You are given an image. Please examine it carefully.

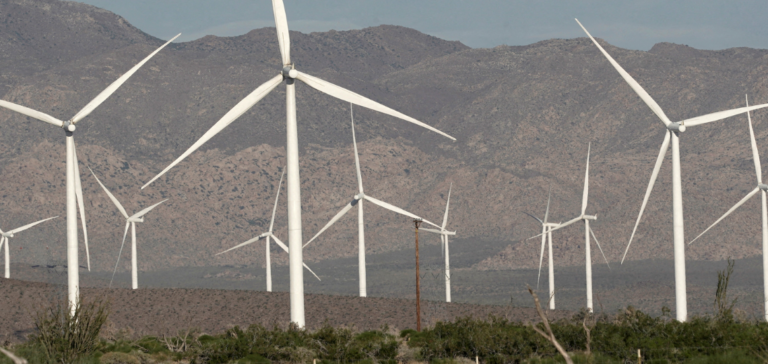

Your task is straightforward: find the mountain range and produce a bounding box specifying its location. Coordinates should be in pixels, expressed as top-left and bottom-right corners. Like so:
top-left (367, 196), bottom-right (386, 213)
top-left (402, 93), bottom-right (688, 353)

top-left (1, 0), bottom-right (767, 282)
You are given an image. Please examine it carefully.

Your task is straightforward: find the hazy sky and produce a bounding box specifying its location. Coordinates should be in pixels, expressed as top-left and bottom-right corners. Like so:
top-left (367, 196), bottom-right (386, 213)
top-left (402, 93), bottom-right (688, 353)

top-left (74, 0), bottom-right (768, 51)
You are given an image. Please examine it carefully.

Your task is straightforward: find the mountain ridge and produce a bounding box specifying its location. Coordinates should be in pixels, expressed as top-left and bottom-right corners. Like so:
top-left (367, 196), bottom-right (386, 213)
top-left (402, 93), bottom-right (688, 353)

top-left (0, 0), bottom-right (766, 278)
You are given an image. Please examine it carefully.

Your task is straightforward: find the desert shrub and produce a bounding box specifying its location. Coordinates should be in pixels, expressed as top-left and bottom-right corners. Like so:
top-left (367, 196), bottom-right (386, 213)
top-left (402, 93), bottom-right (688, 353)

top-left (99, 351), bottom-right (140, 364)
top-left (30, 296), bottom-right (110, 364)
top-left (133, 336), bottom-right (169, 355)
top-left (310, 325), bottom-right (398, 363)
top-left (197, 324), bottom-right (313, 363)
top-left (410, 316), bottom-right (553, 364)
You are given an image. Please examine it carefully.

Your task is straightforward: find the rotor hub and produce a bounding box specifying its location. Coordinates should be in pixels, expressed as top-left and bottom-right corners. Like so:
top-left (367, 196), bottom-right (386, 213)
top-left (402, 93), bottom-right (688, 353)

top-left (666, 122), bottom-right (686, 133)
top-left (282, 66), bottom-right (298, 79)
top-left (62, 121), bottom-right (76, 135)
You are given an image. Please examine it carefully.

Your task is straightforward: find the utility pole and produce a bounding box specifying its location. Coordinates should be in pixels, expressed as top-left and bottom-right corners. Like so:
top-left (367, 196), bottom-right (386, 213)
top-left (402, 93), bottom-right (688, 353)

top-left (414, 219), bottom-right (422, 332)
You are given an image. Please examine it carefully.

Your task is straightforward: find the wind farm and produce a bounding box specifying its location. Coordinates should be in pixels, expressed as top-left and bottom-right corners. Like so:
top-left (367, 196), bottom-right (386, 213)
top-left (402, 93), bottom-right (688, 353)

top-left (2, 0), bottom-right (768, 361)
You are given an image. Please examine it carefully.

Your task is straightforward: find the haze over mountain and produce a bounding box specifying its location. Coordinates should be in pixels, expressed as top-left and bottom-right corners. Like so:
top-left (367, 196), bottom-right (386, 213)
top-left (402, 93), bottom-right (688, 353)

top-left (1, 0), bottom-right (767, 282)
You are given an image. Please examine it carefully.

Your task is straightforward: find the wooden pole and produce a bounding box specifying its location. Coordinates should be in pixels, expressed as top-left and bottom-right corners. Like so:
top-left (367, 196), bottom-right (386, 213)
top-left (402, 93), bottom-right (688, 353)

top-left (414, 219), bottom-right (422, 332)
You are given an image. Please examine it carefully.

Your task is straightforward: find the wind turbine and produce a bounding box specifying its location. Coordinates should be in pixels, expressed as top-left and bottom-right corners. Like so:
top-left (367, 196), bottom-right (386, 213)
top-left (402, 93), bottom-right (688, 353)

top-left (215, 170), bottom-right (321, 289)
top-left (419, 183), bottom-right (457, 303)
top-left (88, 167), bottom-right (167, 289)
top-left (0, 34), bottom-right (179, 311)
top-left (302, 105), bottom-right (442, 297)
top-left (524, 187), bottom-right (561, 310)
top-left (529, 143), bottom-right (610, 312)
top-left (0, 216), bottom-right (58, 278)
top-left (576, 19), bottom-right (768, 321)
top-left (140, 2), bottom-right (454, 327)
top-left (688, 95), bottom-right (768, 321)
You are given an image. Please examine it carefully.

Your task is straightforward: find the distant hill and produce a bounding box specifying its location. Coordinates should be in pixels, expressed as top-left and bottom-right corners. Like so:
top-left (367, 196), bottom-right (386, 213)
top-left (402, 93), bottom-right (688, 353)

top-left (0, 0), bottom-right (767, 280)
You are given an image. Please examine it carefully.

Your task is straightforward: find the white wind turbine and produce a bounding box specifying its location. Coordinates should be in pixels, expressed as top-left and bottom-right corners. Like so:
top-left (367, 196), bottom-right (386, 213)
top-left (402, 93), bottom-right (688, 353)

top-left (302, 105), bottom-right (442, 297)
top-left (419, 183), bottom-right (457, 303)
top-left (529, 143), bottom-right (610, 312)
top-left (140, 2), bottom-right (454, 327)
top-left (215, 170), bottom-right (322, 289)
top-left (88, 167), bottom-right (167, 289)
top-left (688, 95), bottom-right (768, 321)
top-left (0, 34), bottom-right (179, 311)
top-left (577, 19), bottom-right (768, 321)
top-left (0, 216), bottom-right (58, 278)
top-left (524, 187), bottom-right (562, 310)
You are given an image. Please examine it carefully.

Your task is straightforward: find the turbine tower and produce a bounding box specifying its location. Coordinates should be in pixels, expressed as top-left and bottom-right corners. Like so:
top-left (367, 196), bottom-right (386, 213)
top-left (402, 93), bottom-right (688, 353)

top-left (688, 95), bottom-right (768, 321)
top-left (0, 34), bottom-right (179, 312)
top-left (524, 187), bottom-right (561, 310)
top-left (216, 170), bottom-right (322, 288)
top-left (0, 217), bottom-right (58, 278)
top-left (419, 183), bottom-right (457, 302)
top-left (530, 144), bottom-right (610, 312)
top-left (141, 2), bottom-right (453, 327)
top-left (88, 167), bottom-right (167, 289)
top-left (577, 19), bottom-right (768, 321)
top-left (303, 105), bottom-right (442, 297)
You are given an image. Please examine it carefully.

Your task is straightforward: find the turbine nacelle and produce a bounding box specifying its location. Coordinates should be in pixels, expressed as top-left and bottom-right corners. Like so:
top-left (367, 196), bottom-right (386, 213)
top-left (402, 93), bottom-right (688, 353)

top-left (282, 66), bottom-right (298, 80)
top-left (583, 214), bottom-right (597, 221)
top-left (2, 232), bottom-right (14, 238)
top-left (127, 217), bottom-right (145, 223)
top-left (666, 122), bottom-right (686, 133)
top-left (760, 184), bottom-right (768, 191)
top-left (62, 121), bottom-right (76, 133)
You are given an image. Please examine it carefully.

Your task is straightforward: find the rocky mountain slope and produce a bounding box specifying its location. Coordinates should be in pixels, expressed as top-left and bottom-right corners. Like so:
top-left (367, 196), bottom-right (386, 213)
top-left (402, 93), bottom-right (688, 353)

top-left (0, 0), bottom-right (767, 277)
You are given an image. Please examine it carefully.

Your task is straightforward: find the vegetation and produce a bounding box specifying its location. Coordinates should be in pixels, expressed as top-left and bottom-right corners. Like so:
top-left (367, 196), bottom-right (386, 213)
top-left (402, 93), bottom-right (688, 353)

top-left (3, 261), bottom-right (768, 363)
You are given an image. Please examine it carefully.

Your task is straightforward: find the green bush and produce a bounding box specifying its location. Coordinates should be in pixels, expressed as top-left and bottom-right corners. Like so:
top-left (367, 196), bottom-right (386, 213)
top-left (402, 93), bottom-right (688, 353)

top-left (30, 296), bottom-right (110, 364)
top-left (99, 351), bottom-right (140, 364)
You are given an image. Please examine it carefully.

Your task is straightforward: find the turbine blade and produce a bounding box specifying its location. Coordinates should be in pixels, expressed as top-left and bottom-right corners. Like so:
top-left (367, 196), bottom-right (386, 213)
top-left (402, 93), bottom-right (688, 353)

top-left (269, 169), bottom-right (286, 233)
top-left (70, 34), bottom-right (181, 124)
top-left (689, 187), bottom-right (760, 245)
top-left (363, 195), bottom-right (439, 228)
top-left (549, 216), bottom-right (582, 233)
top-left (622, 130), bottom-right (671, 264)
top-left (109, 222), bottom-right (131, 288)
top-left (73, 143), bottom-right (90, 271)
top-left (272, 0), bottom-right (291, 65)
top-left (746, 95), bottom-right (763, 184)
top-left (216, 233), bottom-right (267, 256)
top-left (270, 234), bottom-right (290, 253)
top-left (0, 100), bottom-right (64, 127)
top-left (351, 104), bottom-right (365, 194)
top-left (129, 199), bottom-right (168, 220)
top-left (442, 183), bottom-right (452, 230)
top-left (142, 74), bottom-right (283, 189)
top-left (8, 216), bottom-right (58, 234)
top-left (303, 262), bottom-right (322, 281)
top-left (523, 212), bottom-right (544, 225)
top-left (419, 227), bottom-right (445, 234)
top-left (681, 103), bottom-right (768, 127)
top-left (544, 186), bottom-right (552, 223)
top-left (575, 19), bottom-right (672, 126)
top-left (88, 166), bottom-right (129, 219)
top-left (590, 226), bottom-right (610, 269)
top-left (303, 199), bottom-right (355, 248)
top-left (295, 71), bottom-right (455, 141)
top-left (582, 143), bottom-right (590, 215)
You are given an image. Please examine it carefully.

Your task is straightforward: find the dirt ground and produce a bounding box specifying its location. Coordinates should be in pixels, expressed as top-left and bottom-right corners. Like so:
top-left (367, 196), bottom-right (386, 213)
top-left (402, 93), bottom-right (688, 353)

top-left (0, 278), bottom-right (571, 343)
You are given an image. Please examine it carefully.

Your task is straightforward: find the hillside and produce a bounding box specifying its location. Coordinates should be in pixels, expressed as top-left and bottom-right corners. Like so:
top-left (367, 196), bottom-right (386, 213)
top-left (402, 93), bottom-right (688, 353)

top-left (0, 0), bottom-right (766, 288)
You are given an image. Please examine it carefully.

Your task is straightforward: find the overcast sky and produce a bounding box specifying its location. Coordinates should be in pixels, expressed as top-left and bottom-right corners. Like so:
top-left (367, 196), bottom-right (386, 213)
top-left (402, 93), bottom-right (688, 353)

top-left (74, 0), bottom-right (768, 51)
